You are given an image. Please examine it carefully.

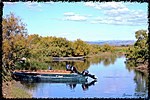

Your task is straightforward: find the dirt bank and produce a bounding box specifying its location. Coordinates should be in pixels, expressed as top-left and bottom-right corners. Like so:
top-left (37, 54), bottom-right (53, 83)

top-left (135, 63), bottom-right (148, 75)
top-left (2, 80), bottom-right (32, 98)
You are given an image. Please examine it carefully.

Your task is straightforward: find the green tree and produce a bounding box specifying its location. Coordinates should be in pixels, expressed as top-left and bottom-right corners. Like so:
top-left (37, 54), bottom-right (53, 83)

top-left (125, 30), bottom-right (148, 66)
top-left (101, 44), bottom-right (113, 52)
top-left (2, 13), bottom-right (28, 81)
top-left (72, 39), bottom-right (90, 56)
top-left (134, 30), bottom-right (148, 63)
top-left (89, 44), bottom-right (101, 55)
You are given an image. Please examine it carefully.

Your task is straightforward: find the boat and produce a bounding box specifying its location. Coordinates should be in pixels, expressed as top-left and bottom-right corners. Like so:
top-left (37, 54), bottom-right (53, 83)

top-left (12, 70), bottom-right (88, 83)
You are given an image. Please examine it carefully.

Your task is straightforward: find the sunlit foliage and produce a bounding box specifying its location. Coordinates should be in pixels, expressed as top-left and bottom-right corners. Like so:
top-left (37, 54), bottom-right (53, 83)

top-left (2, 13), bottom-right (28, 81)
top-left (125, 30), bottom-right (148, 67)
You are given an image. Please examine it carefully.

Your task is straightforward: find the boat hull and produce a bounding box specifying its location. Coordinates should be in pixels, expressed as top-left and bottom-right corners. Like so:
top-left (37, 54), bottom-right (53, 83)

top-left (12, 71), bottom-right (88, 83)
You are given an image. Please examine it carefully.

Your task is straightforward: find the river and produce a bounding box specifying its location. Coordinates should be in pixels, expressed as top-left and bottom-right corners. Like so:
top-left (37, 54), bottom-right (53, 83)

top-left (19, 55), bottom-right (148, 98)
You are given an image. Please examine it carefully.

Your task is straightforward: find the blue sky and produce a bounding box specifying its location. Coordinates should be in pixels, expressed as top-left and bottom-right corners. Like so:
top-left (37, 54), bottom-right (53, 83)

top-left (3, 2), bottom-right (148, 41)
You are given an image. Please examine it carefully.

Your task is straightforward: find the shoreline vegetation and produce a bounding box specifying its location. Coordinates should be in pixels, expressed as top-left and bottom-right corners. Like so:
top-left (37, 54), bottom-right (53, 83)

top-left (125, 59), bottom-right (148, 76)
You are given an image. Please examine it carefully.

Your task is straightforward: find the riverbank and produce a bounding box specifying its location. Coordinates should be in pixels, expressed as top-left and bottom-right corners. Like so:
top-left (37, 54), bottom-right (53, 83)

top-left (135, 63), bottom-right (148, 76)
top-left (86, 52), bottom-right (125, 58)
top-left (2, 80), bottom-right (32, 98)
top-left (52, 57), bottom-right (84, 61)
top-left (52, 52), bottom-right (126, 61)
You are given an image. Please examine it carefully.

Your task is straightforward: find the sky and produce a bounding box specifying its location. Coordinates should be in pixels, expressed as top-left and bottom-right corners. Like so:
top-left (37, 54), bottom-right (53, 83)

top-left (3, 2), bottom-right (148, 41)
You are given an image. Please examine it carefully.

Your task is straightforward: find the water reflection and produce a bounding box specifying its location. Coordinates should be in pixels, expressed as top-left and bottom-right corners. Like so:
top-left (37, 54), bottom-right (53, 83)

top-left (67, 83), bottom-right (77, 90)
top-left (66, 80), bottom-right (97, 91)
top-left (133, 70), bottom-right (148, 98)
top-left (18, 79), bottom-right (97, 91)
top-left (89, 54), bottom-right (117, 65)
top-left (125, 59), bottom-right (148, 98)
top-left (47, 61), bottom-right (90, 72)
top-left (125, 60), bottom-right (137, 72)
top-left (47, 54), bottom-right (118, 72)
top-left (81, 80), bottom-right (97, 91)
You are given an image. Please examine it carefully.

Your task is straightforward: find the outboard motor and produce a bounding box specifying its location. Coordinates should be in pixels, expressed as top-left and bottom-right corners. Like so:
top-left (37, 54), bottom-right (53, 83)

top-left (82, 70), bottom-right (89, 76)
top-left (82, 79), bottom-right (97, 91)
top-left (70, 66), bottom-right (81, 74)
top-left (82, 70), bottom-right (97, 79)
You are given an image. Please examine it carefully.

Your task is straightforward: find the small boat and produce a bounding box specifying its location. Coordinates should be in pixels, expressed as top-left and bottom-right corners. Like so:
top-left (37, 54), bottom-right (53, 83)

top-left (12, 70), bottom-right (88, 83)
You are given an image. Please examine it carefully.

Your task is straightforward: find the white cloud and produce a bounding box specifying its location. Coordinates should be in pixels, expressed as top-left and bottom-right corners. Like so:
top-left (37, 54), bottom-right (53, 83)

top-left (105, 8), bottom-right (130, 17)
top-left (64, 12), bottom-right (88, 21)
top-left (91, 13), bottom-right (147, 26)
top-left (84, 2), bottom-right (95, 7)
top-left (64, 12), bottom-right (75, 16)
top-left (85, 2), bottom-right (147, 26)
top-left (43, 2), bottom-right (54, 4)
top-left (84, 2), bottom-right (126, 10)
top-left (4, 2), bottom-right (17, 5)
top-left (25, 2), bottom-right (42, 9)
top-left (25, 1), bottom-right (54, 9)
top-left (101, 2), bottom-right (126, 10)
top-left (65, 15), bottom-right (87, 21)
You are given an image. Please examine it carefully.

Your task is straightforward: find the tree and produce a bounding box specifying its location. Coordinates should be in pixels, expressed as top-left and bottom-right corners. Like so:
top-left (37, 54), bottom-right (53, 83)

top-left (72, 39), bottom-right (90, 56)
top-left (89, 44), bottom-right (101, 55)
top-left (2, 13), bottom-right (28, 81)
top-left (134, 30), bottom-right (148, 63)
top-left (101, 44), bottom-right (113, 52)
top-left (125, 30), bottom-right (148, 66)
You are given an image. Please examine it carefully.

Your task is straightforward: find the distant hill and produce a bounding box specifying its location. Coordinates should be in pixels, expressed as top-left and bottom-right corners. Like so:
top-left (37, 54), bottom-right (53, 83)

top-left (86, 40), bottom-right (136, 46)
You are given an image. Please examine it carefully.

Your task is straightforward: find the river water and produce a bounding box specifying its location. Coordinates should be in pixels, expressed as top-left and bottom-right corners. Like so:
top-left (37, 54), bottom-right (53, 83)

top-left (19, 55), bottom-right (148, 98)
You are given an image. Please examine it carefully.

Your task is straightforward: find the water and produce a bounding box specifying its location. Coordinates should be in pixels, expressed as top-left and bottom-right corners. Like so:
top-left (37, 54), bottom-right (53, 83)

top-left (19, 55), bottom-right (148, 98)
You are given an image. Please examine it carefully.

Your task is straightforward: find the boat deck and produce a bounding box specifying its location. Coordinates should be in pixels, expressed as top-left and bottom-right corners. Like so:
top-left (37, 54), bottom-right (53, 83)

top-left (13, 70), bottom-right (71, 74)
